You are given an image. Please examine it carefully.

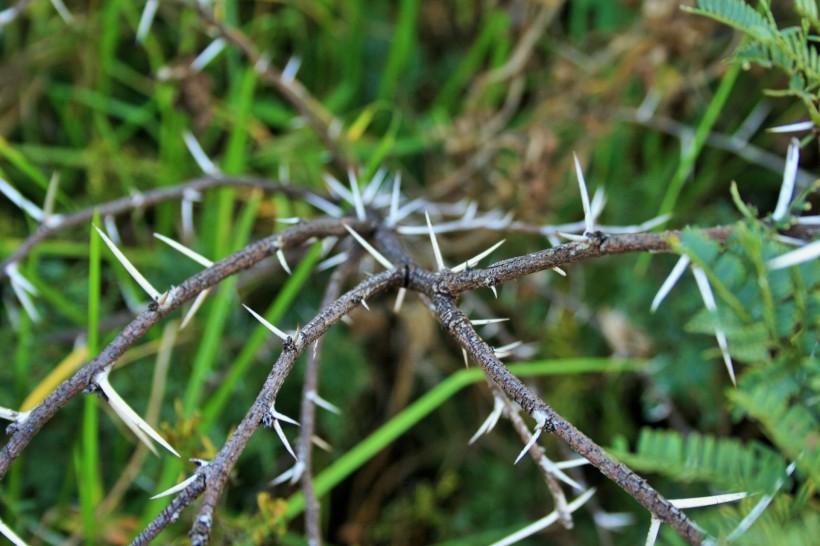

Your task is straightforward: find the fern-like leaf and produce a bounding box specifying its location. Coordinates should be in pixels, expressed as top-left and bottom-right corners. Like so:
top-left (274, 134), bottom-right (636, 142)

top-left (730, 384), bottom-right (820, 486)
top-left (614, 429), bottom-right (789, 494)
top-left (686, 0), bottom-right (776, 42)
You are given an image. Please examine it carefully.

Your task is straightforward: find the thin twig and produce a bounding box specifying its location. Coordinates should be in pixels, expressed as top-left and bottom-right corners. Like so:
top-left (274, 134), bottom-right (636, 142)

top-left (297, 243), bottom-right (363, 546)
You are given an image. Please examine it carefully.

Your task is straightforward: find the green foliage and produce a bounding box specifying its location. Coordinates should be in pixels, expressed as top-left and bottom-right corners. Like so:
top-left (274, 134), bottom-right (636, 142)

top-left (615, 428), bottom-right (789, 493)
top-left (620, 219), bottom-right (818, 544)
top-left (687, 0), bottom-right (820, 124)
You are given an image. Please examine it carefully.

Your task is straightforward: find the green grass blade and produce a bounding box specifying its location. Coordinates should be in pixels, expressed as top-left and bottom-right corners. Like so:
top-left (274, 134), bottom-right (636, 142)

top-left (656, 62), bottom-right (742, 218)
top-left (378, 0), bottom-right (420, 101)
top-left (81, 210), bottom-right (103, 545)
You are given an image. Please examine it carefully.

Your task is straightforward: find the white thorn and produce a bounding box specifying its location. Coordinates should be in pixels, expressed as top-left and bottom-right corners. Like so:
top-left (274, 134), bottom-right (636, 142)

top-left (671, 492), bottom-right (749, 509)
top-left (154, 233), bottom-right (214, 267)
top-left (348, 170), bottom-right (367, 221)
top-left (644, 518), bottom-right (663, 546)
top-left (554, 458), bottom-right (591, 470)
top-left (768, 239), bottom-right (820, 270)
top-left (269, 404), bottom-right (300, 426)
top-left (94, 224), bottom-right (162, 302)
top-left (463, 200), bottom-right (479, 221)
top-left (552, 267), bottom-right (567, 276)
top-left (691, 267), bottom-right (736, 386)
top-left (796, 215), bottom-right (820, 225)
top-left (136, 0), bottom-right (159, 44)
top-left (307, 391), bottom-right (342, 415)
top-left (573, 153), bottom-right (594, 234)
top-left (9, 282), bottom-right (40, 323)
top-left (0, 407), bottom-right (29, 423)
top-left (514, 417), bottom-right (546, 464)
top-left (183, 131), bottom-right (220, 175)
top-left (393, 197), bottom-right (424, 224)
top-left (242, 304), bottom-right (289, 341)
top-left (281, 55), bottom-right (302, 83)
top-left (468, 396), bottom-right (504, 444)
top-left (360, 298), bottom-right (370, 311)
top-left (96, 370), bottom-right (180, 457)
top-left (276, 248), bottom-right (293, 275)
top-left (767, 120), bottom-right (814, 133)
top-left (318, 251), bottom-right (349, 271)
top-left (320, 236), bottom-right (338, 256)
top-left (150, 470), bottom-right (202, 499)
top-left (0, 176), bottom-right (44, 222)
top-left (322, 173), bottom-right (353, 202)
top-left (277, 216), bottom-right (301, 224)
top-left (557, 232), bottom-right (589, 242)
top-left (43, 172), bottom-right (60, 220)
top-left (362, 167), bottom-right (388, 204)
top-left (49, 0), bottom-right (73, 23)
top-left (342, 224), bottom-right (395, 269)
top-left (254, 52), bottom-right (271, 74)
top-left (180, 289), bottom-right (210, 330)
top-left (603, 213), bottom-right (672, 234)
top-left (590, 187), bottom-right (607, 221)
top-left (494, 341), bottom-right (522, 359)
top-left (191, 37), bottom-right (226, 72)
top-left (470, 318), bottom-right (509, 326)
top-left (305, 194), bottom-right (344, 218)
top-left (270, 460), bottom-right (305, 486)
top-left (393, 287), bottom-right (407, 313)
top-left (311, 434), bottom-right (333, 452)
top-left (5, 263), bottom-right (37, 296)
top-left (0, 516), bottom-right (28, 546)
top-left (490, 285), bottom-right (498, 298)
top-left (425, 211), bottom-right (446, 271)
top-left (462, 348), bottom-right (469, 368)
top-left (452, 240), bottom-right (506, 273)
top-left (104, 215), bottom-right (122, 246)
top-left (490, 488), bottom-right (596, 546)
top-left (772, 138), bottom-right (800, 221)
top-left (273, 419), bottom-right (297, 460)
top-left (594, 512), bottom-right (636, 531)
top-left (538, 457), bottom-right (584, 491)
top-left (387, 174), bottom-right (402, 226)
top-left (651, 255), bottom-right (691, 312)
top-left (728, 463), bottom-right (794, 540)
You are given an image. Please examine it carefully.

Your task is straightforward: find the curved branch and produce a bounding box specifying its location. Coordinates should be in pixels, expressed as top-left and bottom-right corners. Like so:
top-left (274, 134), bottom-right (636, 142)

top-left (0, 176), bottom-right (328, 281)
